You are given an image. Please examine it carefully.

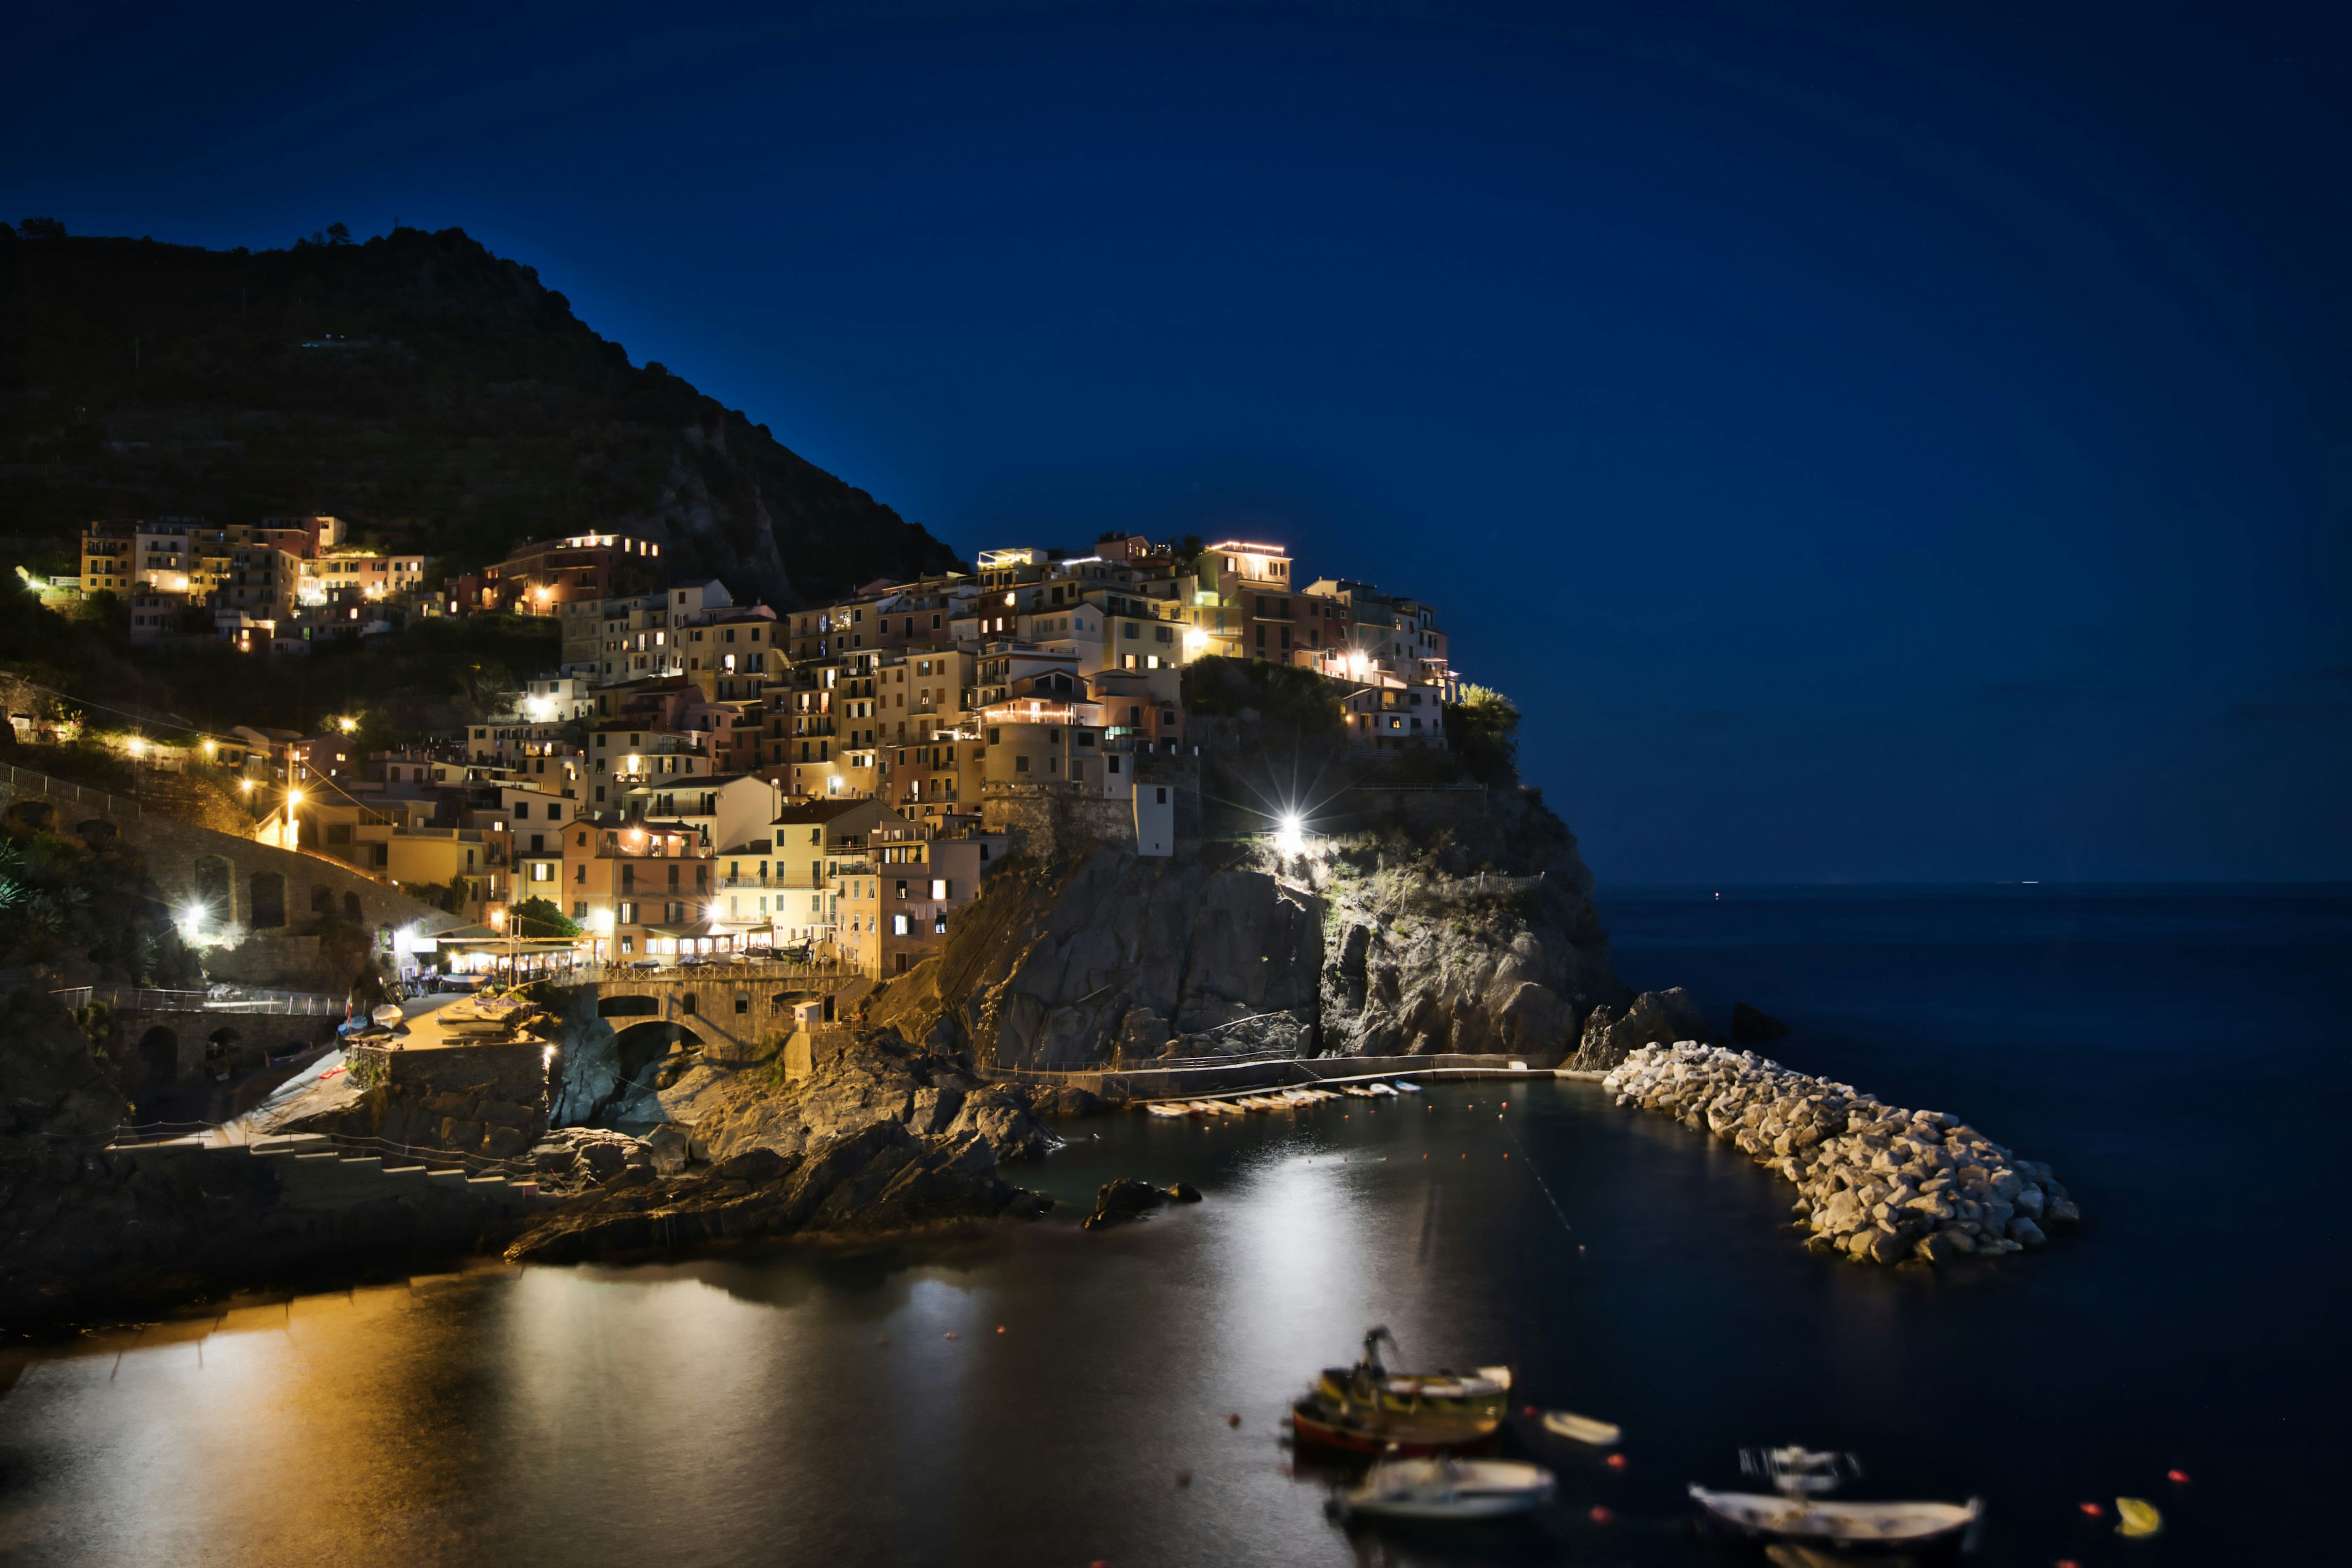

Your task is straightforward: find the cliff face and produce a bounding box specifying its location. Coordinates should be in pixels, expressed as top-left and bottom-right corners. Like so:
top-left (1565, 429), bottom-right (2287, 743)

top-left (872, 785), bottom-right (1627, 1071)
top-left (1314, 788), bottom-right (1617, 1061)
top-left (1, 228), bottom-right (962, 600)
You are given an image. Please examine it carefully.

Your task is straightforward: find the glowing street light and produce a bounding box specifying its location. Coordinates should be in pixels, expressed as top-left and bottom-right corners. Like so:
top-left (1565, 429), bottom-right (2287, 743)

top-left (124, 736), bottom-right (146, 758)
top-left (337, 716), bottom-right (358, 734)
top-left (239, 778), bottom-right (255, 794)
top-left (285, 788), bottom-right (306, 810)
top-left (1276, 812), bottom-right (1305, 856)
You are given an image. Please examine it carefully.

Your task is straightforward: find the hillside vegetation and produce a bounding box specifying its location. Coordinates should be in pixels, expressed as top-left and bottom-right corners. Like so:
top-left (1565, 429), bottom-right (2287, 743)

top-left (0, 225), bottom-right (961, 600)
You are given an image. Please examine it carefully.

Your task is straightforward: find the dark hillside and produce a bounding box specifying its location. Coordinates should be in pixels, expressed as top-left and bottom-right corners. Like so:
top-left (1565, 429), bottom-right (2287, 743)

top-left (0, 225), bottom-right (960, 601)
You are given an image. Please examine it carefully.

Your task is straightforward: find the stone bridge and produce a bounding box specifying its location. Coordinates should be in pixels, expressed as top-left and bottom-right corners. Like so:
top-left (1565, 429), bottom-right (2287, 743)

top-left (1, 763), bottom-right (462, 989)
top-left (53, 983), bottom-right (350, 1091)
top-left (540, 967), bottom-right (875, 1125)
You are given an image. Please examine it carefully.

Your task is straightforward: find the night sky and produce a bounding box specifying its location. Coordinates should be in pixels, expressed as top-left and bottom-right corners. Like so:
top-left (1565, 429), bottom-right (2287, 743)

top-left (9, 2), bottom-right (2348, 884)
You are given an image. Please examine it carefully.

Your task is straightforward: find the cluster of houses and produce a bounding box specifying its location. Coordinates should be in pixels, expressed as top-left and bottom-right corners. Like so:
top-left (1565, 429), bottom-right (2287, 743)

top-left (39, 524), bottom-right (1458, 979)
top-left (58, 515), bottom-right (432, 652)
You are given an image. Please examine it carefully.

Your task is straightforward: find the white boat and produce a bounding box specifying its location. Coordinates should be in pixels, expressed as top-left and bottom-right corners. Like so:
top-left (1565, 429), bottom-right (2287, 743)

top-left (1395, 1081), bottom-right (1424, 1091)
top-left (1540, 1410), bottom-right (1621, 1446)
top-left (1343, 1458), bottom-right (1555, 1522)
top-left (1689, 1485), bottom-right (1983, 1547)
top-left (1367, 1082), bottom-right (1398, 1096)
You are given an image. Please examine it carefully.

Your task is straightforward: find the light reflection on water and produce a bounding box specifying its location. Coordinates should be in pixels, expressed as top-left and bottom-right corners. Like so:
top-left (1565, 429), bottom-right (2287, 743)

top-left (9, 875), bottom-right (2345, 1566)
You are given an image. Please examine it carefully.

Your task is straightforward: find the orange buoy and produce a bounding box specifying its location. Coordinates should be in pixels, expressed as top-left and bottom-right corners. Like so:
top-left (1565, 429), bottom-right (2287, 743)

top-left (1605, 1453), bottom-right (1627, 1471)
top-left (2079, 1502), bottom-right (2104, 1518)
top-left (1227, 1412), bottom-right (1241, 1427)
top-left (2166, 1469), bottom-right (2190, 1484)
top-left (1589, 1506), bottom-right (1613, 1524)
top-left (996, 1325), bottom-right (1006, 1335)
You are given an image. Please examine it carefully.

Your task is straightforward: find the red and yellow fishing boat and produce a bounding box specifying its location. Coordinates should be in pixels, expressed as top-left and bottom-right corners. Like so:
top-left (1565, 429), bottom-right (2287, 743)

top-left (1289, 1327), bottom-right (1510, 1456)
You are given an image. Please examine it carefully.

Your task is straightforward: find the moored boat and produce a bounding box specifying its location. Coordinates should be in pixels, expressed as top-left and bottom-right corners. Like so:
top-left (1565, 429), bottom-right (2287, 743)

top-left (1291, 1328), bottom-right (1509, 1456)
top-left (1540, 1410), bottom-right (1621, 1446)
top-left (1689, 1485), bottom-right (1983, 1548)
top-left (1340, 1458), bottom-right (1555, 1522)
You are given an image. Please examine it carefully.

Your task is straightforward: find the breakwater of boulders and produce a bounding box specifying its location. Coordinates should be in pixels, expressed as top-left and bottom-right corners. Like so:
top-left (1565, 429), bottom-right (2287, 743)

top-left (1602, 1042), bottom-right (2081, 1264)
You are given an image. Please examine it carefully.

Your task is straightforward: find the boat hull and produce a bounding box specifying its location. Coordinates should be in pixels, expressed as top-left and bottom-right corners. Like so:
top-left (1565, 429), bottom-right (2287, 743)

top-left (1291, 1401), bottom-right (1499, 1457)
top-left (1689, 1485), bottom-right (1983, 1548)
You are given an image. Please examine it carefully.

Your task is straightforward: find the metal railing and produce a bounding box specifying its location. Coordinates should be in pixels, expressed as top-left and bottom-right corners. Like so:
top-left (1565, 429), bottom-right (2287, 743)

top-left (0, 762), bottom-right (146, 821)
top-left (50, 984), bottom-right (343, 1016)
top-left (559, 957), bottom-right (864, 986)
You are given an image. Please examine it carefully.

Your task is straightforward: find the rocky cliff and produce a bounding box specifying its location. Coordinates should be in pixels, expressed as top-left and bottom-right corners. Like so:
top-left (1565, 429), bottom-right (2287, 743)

top-left (871, 783), bottom-right (1630, 1071)
top-left (506, 1029), bottom-right (1057, 1264)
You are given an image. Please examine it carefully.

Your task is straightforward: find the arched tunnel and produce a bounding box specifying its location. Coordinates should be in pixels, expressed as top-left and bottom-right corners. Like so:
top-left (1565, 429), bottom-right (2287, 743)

top-left (587, 1019), bottom-right (706, 1126)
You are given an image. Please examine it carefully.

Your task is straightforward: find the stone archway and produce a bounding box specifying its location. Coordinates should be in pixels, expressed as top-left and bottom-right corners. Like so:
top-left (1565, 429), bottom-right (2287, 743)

top-left (249, 871), bottom-right (286, 929)
top-left (590, 1019), bottom-right (713, 1125)
top-left (138, 1025), bottom-right (178, 1087)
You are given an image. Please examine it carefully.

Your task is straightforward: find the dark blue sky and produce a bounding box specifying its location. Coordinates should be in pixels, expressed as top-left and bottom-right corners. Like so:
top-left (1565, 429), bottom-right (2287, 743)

top-left (9, 2), bottom-right (2349, 883)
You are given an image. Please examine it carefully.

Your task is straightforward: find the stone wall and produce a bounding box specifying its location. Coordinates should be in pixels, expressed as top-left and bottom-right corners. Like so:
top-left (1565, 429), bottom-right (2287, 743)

top-left (981, 787), bottom-right (1139, 863)
top-left (322, 1041), bottom-right (556, 1161)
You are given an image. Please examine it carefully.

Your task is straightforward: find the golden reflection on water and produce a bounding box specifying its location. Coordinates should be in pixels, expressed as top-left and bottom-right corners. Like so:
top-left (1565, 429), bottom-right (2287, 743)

top-left (1, 1267), bottom-right (524, 1565)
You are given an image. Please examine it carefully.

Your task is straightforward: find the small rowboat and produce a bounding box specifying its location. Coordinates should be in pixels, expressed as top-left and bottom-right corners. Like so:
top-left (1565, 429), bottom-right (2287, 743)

top-left (1394, 1080), bottom-right (1424, 1091)
top-left (1366, 1082), bottom-right (1398, 1096)
top-left (2115, 1497), bottom-right (2162, 1538)
top-left (1540, 1410), bottom-right (1621, 1446)
top-left (1340, 1458), bottom-right (1555, 1522)
top-left (1689, 1485), bottom-right (1983, 1547)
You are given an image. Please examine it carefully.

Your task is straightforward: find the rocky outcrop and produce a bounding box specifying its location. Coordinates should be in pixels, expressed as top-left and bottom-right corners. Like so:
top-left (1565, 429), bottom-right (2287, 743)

top-left (1563, 987), bottom-right (1709, 1072)
top-left (1316, 860), bottom-right (1615, 1065)
top-left (871, 784), bottom-right (1622, 1074)
top-left (529, 1127), bottom-right (654, 1194)
top-left (503, 1121), bottom-right (1052, 1264)
top-left (873, 849), bottom-right (1325, 1068)
top-left (682, 1028), bottom-right (1057, 1166)
top-left (1603, 1042), bottom-right (2081, 1265)
top-left (1082, 1178), bottom-right (1202, 1229)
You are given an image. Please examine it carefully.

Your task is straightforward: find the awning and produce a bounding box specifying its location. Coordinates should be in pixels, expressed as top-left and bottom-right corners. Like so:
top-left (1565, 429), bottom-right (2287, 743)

top-left (645, 919), bottom-right (739, 939)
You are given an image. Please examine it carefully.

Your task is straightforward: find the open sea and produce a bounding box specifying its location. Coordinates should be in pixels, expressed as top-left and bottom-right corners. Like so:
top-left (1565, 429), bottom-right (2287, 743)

top-left (2, 884), bottom-right (2345, 1565)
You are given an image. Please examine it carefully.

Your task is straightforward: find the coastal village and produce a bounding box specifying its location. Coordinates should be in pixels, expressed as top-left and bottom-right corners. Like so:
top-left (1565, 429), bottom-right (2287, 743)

top-left (19, 519), bottom-right (1457, 983)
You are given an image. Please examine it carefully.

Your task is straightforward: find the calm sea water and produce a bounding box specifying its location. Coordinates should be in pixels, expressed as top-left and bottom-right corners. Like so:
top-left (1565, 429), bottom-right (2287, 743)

top-left (2, 885), bottom-right (2344, 1566)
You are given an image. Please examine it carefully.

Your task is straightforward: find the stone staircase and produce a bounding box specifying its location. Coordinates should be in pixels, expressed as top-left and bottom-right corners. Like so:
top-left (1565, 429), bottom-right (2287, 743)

top-left (124, 1133), bottom-right (554, 1219)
